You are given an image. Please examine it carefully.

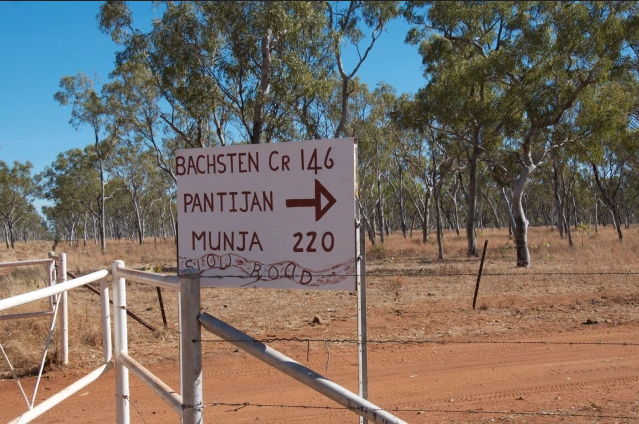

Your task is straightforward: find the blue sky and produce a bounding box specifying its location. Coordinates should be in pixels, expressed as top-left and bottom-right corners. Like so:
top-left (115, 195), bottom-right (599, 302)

top-left (0, 1), bottom-right (425, 213)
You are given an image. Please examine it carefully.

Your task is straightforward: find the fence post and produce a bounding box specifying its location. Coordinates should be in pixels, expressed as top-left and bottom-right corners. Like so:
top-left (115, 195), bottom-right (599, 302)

top-left (59, 253), bottom-right (69, 365)
top-left (156, 287), bottom-right (168, 330)
top-left (180, 269), bottom-right (202, 424)
top-left (100, 277), bottom-right (112, 364)
top-left (356, 220), bottom-right (368, 424)
top-left (472, 240), bottom-right (489, 310)
top-left (47, 252), bottom-right (55, 312)
top-left (112, 260), bottom-right (130, 424)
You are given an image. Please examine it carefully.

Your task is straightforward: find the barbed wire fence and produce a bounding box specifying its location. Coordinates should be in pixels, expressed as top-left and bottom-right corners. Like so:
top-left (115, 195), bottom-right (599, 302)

top-left (120, 306), bottom-right (639, 422)
top-left (63, 258), bottom-right (639, 422)
top-left (111, 264), bottom-right (639, 339)
top-left (202, 401), bottom-right (639, 421)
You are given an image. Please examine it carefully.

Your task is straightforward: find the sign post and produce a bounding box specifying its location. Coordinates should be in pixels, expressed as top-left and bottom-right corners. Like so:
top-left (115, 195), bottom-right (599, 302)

top-left (357, 218), bottom-right (368, 424)
top-left (177, 138), bottom-right (357, 291)
top-left (177, 137), bottom-right (367, 422)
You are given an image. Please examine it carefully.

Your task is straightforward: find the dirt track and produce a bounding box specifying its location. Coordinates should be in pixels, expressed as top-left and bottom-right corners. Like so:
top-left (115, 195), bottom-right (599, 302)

top-left (2, 325), bottom-right (639, 423)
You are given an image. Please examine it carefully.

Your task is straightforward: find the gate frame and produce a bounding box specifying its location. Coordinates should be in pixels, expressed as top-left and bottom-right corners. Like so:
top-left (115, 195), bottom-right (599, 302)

top-left (1, 253), bottom-right (401, 423)
top-left (0, 253), bottom-right (69, 365)
top-left (0, 269), bottom-right (111, 424)
top-left (111, 262), bottom-right (202, 424)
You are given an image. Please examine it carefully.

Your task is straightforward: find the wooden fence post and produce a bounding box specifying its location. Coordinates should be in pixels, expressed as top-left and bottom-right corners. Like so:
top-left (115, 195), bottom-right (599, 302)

top-left (473, 240), bottom-right (489, 310)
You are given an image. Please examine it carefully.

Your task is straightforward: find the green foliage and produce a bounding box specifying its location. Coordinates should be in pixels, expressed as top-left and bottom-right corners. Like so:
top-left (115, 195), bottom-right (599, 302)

top-left (98, 1), bottom-right (336, 146)
top-left (576, 222), bottom-right (590, 233)
top-left (0, 160), bottom-right (42, 246)
top-left (369, 242), bottom-right (386, 259)
top-left (31, 1), bottom-right (639, 260)
top-left (402, 0), bottom-right (639, 265)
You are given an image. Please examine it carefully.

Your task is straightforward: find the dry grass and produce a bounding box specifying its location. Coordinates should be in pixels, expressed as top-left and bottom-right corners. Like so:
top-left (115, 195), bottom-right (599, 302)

top-left (55, 238), bottom-right (178, 275)
top-left (0, 266), bottom-right (58, 376)
top-left (370, 225), bottom-right (639, 272)
top-left (0, 238), bottom-right (177, 377)
top-left (1, 225), bottom-right (638, 377)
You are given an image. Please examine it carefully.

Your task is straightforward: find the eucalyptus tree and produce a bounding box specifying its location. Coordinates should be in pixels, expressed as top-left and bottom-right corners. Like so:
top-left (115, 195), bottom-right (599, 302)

top-left (103, 62), bottom-right (180, 182)
top-left (353, 124), bottom-right (379, 244)
top-left (38, 147), bottom-right (117, 247)
top-left (407, 1), bottom-right (639, 267)
top-left (425, 125), bottom-right (456, 259)
top-left (404, 0), bottom-right (508, 257)
top-left (385, 153), bottom-right (410, 238)
top-left (99, 1), bottom-right (331, 149)
top-left (144, 193), bottom-right (176, 240)
top-left (15, 210), bottom-right (48, 242)
top-left (199, 1), bottom-right (329, 144)
top-left (393, 96), bottom-right (432, 244)
top-left (572, 168), bottom-right (595, 230)
top-left (42, 204), bottom-right (83, 244)
top-left (109, 145), bottom-right (168, 244)
top-left (620, 162), bottom-right (639, 229)
top-left (394, 96), bottom-right (460, 257)
top-left (446, 172), bottom-right (462, 235)
top-left (54, 72), bottom-right (116, 251)
top-left (0, 160), bottom-right (39, 248)
top-left (501, 2), bottom-right (637, 266)
top-left (272, 1), bottom-right (403, 141)
top-left (326, 1), bottom-right (401, 138)
top-left (578, 77), bottom-right (639, 241)
top-left (590, 142), bottom-right (636, 242)
top-left (348, 80), bottom-right (390, 242)
top-left (105, 187), bottom-right (137, 240)
top-left (540, 147), bottom-right (581, 241)
top-left (352, 82), bottom-right (403, 242)
top-left (400, 138), bottom-right (433, 245)
top-left (558, 158), bottom-right (580, 247)
top-left (99, 1), bottom-right (232, 149)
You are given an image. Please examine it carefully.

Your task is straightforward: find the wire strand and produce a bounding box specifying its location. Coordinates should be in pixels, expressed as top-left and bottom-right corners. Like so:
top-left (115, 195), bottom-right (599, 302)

top-left (204, 401), bottom-right (639, 420)
top-left (198, 337), bottom-right (639, 347)
top-left (196, 271), bottom-right (639, 278)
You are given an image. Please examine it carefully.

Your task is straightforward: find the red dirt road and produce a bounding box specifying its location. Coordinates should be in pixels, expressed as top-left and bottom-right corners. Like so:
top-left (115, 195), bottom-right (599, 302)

top-left (2, 325), bottom-right (639, 423)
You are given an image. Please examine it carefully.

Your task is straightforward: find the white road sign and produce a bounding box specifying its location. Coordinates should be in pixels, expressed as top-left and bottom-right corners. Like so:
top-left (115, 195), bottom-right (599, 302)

top-left (177, 138), bottom-right (357, 290)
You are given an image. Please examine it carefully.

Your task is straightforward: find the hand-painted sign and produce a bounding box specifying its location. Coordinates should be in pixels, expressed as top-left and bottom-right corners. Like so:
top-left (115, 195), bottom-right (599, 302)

top-left (177, 138), bottom-right (357, 290)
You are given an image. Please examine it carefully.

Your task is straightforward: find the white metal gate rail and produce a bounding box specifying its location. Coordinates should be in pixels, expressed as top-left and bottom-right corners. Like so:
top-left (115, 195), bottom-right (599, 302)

top-left (2, 260), bottom-right (405, 423)
top-left (0, 269), bottom-right (110, 424)
top-left (0, 259), bottom-right (54, 317)
top-left (0, 253), bottom-right (69, 365)
top-left (111, 261), bottom-right (202, 424)
top-left (47, 252), bottom-right (69, 365)
top-left (199, 313), bottom-right (408, 424)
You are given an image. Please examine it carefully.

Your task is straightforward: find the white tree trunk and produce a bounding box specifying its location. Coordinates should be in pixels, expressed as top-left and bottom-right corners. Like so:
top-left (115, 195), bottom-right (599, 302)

top-left (512, 165), bottom-right (534, 267)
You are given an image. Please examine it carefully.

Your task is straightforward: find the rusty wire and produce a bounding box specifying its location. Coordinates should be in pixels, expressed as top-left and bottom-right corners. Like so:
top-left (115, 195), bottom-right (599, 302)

top-left (197, 270), bottom-right (639, 278)
top-left (203, 401), bottom-right (639, 420)
top-left (198, 337), bottom-right (639, 346)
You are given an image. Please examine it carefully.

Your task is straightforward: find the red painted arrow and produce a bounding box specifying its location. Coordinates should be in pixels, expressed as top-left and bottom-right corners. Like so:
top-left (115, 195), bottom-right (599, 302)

top-left (285, 179), bottom-right (336, 222)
